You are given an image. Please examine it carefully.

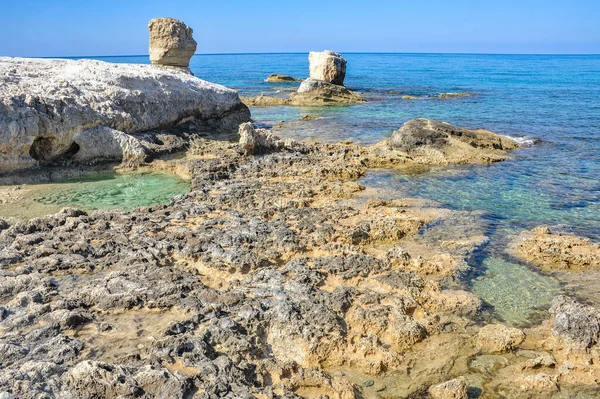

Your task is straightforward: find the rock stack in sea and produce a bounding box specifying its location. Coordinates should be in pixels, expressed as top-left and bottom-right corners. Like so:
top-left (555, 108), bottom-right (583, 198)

top-left (148, 17), bottom-right (197, 74)
top-left (291, 50), bottom-right (364, 105)
top-left (308, 50), bottom-right (347, 85)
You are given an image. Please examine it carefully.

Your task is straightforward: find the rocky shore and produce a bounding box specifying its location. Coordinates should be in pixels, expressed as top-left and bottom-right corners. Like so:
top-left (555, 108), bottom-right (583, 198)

top-left (2, 18), bottom-right (600, 399)
top-left (2, 109), bottom-right (600, 398)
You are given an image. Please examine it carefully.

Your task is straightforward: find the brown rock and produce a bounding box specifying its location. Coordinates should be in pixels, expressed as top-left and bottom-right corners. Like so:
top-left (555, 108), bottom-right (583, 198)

top-left (477, 324), bottom-right (525, 353)
top-left (515, 227), bottom-right (600, 272)
top-left (266, 74), bottom-right (301, 83)
top-left (428, 377), bottom-right (468, 399)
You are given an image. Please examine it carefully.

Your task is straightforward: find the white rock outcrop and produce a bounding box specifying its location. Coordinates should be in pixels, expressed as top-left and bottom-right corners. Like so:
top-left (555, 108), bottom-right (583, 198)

top-left (0, 57), bottom-right (249, 171)
top-left (308, 51), bottom-right (347, 85)
top-left (149, 18), bottom-right (197, 72)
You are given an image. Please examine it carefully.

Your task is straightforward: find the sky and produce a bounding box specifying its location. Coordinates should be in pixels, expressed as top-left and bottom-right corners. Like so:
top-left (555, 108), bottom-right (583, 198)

top-left (1, 0), bottom-right (599, 57)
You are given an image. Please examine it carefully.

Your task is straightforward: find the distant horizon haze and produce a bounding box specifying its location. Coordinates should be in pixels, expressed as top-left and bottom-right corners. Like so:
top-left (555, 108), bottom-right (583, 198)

top-left (1, 0), bottom-right (599, 57)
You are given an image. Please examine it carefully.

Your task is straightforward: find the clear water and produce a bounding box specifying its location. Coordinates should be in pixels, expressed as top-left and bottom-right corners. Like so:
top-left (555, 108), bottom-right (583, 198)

top-left (0, 171), bottom-right (190, 219)
top-left (72, 53), bottom-right (600, 325)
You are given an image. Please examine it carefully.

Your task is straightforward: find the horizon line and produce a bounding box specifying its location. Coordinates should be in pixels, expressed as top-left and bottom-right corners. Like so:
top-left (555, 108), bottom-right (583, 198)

top-left (14, 51), bottom-right (600, 59)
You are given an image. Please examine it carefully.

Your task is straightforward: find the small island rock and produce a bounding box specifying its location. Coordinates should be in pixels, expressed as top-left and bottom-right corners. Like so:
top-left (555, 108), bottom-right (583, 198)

top-left (266, 74), bottom-right (301, 83)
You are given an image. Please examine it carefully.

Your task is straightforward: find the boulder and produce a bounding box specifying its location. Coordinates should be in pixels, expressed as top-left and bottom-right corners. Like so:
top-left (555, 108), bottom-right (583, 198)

top-left (0, 57), bottom-right (249, 172)
top-left (476, 324), bottom-right (525, 353)
top-left (290, 78), bottom-right (365, 106)
top-left (549, 295), bottom-right (600, 349)
top-left (382, 118), bottom-right (519, 165)
top-left (149, 18), bottom-right (197, 73)
top-left (238, 122), bottom-right (287, 154)
top-left (309, 51), bottom-right (347, 85)
top-left (266, 74), bottom-right (301, 83)
top-left (429, 377), bottom-right (468, 399)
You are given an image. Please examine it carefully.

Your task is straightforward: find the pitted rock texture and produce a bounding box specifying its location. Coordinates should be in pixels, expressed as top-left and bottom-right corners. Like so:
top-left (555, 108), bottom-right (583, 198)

top-left (1, 133), bottom-right (598, 398)
top-left (549, 295), bottom-right (600, 349)
top-left (148, 18), bottom-right (197, 70)
top-left (515, 226), bottom-right (600, 272)
top-left (429, 377), bottom-right (468, 399)
top-left (308, 51), bottom-right (347, 86)
top-left (0, 57), bottom-right (249, 171)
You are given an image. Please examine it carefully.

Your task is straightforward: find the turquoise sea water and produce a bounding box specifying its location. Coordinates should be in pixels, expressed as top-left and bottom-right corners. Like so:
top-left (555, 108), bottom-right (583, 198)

top-left (83, 53), bottom-right (600, 325)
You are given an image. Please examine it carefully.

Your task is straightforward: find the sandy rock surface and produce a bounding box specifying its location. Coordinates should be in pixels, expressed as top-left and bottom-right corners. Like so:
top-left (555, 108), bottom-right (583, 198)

top-left (515, 226), bottom-right (600, 271)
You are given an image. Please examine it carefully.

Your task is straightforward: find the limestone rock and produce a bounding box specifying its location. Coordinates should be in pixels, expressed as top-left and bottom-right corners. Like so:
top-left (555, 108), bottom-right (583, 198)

top-left (71, 127), bottom-right (148, 165)
top-left (238, 122), bottom-right (288, 154)
top-left (476, 324), bottom-right (525, 353)
top-left (515, 227), bottom-right (600, 272)
top-left (382, 118), bottom-right (519, 165)
top-left (0, 57), bottom-right (250, 171)
top-left (266, 74), bottom-right (301, 83)
top-left (549, 295), bottom-right (600, 349)
top-left (148, 18), bottom-right (197, 71)
top-left (309, 51), bottom-right (347, 85)
top-left (428, 377), bottom-right (468, 399)
top-left (290, 78), bottom-right (365, 106)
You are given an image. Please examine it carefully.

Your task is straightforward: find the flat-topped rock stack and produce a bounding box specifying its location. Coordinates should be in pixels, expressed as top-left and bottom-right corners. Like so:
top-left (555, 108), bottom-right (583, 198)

top-left (149, 18), bottom-right (197, 74)
top-left (308, 50), bottom-right (347, 85)
top-left (291, 50), bottom-right (364, 105)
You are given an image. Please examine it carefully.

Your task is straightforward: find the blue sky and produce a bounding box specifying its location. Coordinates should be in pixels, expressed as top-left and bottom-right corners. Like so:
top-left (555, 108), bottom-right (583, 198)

top-left (1, 0), bottom-right (599, 56)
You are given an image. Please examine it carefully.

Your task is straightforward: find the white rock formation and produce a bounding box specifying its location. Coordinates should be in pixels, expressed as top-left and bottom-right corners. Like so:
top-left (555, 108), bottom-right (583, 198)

top-left (308, 51), bottom-right (347, 85)
top-left (149, 18), bottom-right (197, 72)
top-left (238, 122), bottom-right (289, 154)
top-left (0, 57), bottom-right (249, 171)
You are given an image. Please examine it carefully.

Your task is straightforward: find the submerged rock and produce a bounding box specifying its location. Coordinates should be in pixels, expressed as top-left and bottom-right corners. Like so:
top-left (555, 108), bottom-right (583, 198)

top-left (515, 226), bottom-right (600, 272)
top-left (439, 93), bottom-right (474, 99)
top-left (266, 74), bottom-right (301, 83)
top-left (380, 118), bottom-right (519, 165)
top-left (148, 18), bottom-right (197, 73)
top-left (0, 57), bottom-right (249, 172)
top-left (309, 50), bottom-right (347, 85)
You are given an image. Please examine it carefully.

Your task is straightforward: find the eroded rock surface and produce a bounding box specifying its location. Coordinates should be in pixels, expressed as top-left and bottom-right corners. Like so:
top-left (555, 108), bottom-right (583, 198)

top-left (0, 123), bottom-right (597, 398)
top-left (0, 57), bottom-right (249, 172)
top-left (148, 18), bottom-right (197, 72)
top-left (515, 226), bottom-right (600, 272)
top-left (382, 118), bottom-right (519, 165)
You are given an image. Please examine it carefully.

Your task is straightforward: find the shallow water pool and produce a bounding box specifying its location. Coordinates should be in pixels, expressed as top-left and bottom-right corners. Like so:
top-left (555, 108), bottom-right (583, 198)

top-left (0, 170), bottom-right (190, 219)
